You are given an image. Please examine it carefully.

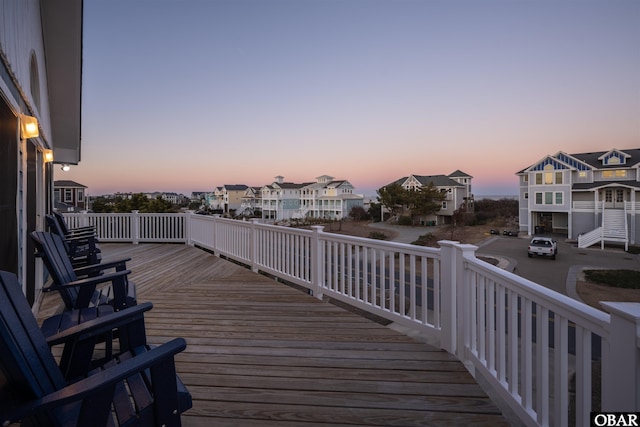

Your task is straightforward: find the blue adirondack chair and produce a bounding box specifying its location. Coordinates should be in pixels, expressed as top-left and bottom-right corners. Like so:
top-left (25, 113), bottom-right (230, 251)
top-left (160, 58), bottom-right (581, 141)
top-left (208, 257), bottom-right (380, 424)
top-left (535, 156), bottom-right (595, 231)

top-left (31, 231), bottom-right (137, 312)
top-left (46, 214), bottom-right (101, 267)
top-left (53, 210), bottom-right (97, 236)
top-left (0, 270), bottom-right (192, 426)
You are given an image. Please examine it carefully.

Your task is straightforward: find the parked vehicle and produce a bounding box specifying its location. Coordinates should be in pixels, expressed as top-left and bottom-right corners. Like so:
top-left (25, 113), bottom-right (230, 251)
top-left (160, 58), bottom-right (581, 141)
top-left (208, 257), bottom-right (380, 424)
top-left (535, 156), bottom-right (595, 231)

top-left (527, 237), bottom-right (558, 260)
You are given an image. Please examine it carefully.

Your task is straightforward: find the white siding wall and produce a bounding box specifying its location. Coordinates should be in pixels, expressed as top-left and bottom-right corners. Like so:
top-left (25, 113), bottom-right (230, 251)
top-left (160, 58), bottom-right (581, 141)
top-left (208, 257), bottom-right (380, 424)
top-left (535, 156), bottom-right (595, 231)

top-left (0, 0), bottom-right (52, 139)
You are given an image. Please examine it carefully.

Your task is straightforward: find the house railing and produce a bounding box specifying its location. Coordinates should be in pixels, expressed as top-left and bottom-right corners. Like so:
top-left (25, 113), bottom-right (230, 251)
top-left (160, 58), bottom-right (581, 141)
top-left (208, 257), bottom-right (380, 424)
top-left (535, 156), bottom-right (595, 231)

top-left (62, 212), bottom-right (640, 426)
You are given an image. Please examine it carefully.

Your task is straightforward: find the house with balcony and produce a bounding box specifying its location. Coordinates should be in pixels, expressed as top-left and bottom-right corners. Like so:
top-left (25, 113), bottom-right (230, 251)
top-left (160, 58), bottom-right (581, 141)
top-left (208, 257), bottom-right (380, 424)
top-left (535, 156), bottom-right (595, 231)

top-left (239, 186), bottom-right (262, 217)
top-left (261, 176), bottom-right (308, 221)
top-left (298, 175), bottom-right (364, 220)
top-left (388, 171), bottom-right (474, 225)
top-left (1, 0), bottom-right (82, 303)
top-left (53, 180), bottom-right (87, 211)
top-left (260, 175), bottom-right (364, 222)
top-left (516, 148), bottom-right (640, 249)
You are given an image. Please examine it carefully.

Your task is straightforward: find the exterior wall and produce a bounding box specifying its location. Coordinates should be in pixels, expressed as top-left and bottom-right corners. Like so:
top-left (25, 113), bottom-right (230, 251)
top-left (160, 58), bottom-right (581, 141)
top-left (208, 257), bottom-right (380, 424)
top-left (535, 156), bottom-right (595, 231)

top-left (572, 211), bottom-right (597, 238)
top-left (0, 0), bottom-right (53, 138)
top-left (0, 0), bottom-right (64, 302)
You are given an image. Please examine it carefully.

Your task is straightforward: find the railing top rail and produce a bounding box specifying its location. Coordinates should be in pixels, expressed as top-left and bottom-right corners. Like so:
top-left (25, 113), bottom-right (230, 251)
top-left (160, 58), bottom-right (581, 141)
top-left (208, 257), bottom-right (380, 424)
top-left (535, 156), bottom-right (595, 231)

top-left (317, 230), bottom-right (441, 256)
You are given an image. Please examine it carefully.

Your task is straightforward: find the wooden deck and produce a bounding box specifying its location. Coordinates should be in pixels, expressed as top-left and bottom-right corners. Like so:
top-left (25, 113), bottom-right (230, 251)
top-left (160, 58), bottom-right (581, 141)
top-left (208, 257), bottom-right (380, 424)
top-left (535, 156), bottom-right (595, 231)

top-left (39, 243), bottom-right (510, 426)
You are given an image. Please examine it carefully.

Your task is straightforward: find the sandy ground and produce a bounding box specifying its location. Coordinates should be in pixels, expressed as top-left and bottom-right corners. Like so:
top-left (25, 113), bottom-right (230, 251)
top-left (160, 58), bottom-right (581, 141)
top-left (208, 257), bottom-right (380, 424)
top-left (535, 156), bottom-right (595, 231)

top-left (327, 220), bottom-right (640, 312)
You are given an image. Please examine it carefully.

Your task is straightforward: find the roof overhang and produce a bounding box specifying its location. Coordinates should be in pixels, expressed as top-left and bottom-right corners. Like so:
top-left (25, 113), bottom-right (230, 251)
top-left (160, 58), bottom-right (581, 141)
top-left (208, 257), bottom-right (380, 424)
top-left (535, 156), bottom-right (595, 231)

top-left (41, 0), bottom-right (83, 164)
top-left (572, 181), bottom-right (640, 191)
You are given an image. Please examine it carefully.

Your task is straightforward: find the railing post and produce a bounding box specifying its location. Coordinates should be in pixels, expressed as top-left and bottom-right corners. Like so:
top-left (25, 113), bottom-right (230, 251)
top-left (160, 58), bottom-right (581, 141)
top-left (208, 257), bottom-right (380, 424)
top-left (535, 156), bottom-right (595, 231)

top-left (250, 219), bottom-right (260, 272)
top-left (600, 302), bottom-right (640, 412)
top-left (131, 210), bottom-right (140, 244)
top-left (438, 240), bottom-right (458, 355)
top-left (438, 241), bottom-right (478, 358)
top-left (185, 211), bottom-right (193, 246)
top-left (311, 225), bottom-right (324, 299)
top-left (80, 211), bottom-right (90, 228)
top-left (212, 214), bottom-right (221, 256)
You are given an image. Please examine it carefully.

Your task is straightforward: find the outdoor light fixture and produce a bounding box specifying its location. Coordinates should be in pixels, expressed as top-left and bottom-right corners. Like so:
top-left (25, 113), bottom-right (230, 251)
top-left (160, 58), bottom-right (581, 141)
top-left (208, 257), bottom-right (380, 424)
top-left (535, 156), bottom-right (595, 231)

top-left (61, 164), bottom-right (70, 172)
top-left (43, 149), bottom-right (54, 163)
top-left (19, 114), bottom-right (39, 139)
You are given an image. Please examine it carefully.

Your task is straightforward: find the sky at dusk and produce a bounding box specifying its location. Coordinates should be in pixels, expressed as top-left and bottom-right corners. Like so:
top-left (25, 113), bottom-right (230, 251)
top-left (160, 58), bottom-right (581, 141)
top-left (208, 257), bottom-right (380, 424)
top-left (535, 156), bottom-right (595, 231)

top-left (56, 0), bottom-right (640, 197)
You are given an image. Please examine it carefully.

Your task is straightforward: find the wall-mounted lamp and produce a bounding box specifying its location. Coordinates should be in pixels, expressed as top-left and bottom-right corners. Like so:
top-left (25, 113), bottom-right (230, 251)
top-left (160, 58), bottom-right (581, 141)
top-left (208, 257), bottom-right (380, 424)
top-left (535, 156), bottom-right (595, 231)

top-left (43, 149), bottom-right (54, 163)
top-left (61, 164), bottom-right (70, 172)
top-left (19, 114), bottom-right (39, 139)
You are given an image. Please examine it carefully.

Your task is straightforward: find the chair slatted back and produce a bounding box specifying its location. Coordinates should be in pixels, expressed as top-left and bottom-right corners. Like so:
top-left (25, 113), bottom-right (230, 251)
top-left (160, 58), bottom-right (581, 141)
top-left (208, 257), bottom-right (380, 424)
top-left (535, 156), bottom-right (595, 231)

top-left (0, 271), bottom-right (66, 402)
top-left (31, 231), bottom-right (95, 309)
top-left (52, 211), bottom-right (72, 235)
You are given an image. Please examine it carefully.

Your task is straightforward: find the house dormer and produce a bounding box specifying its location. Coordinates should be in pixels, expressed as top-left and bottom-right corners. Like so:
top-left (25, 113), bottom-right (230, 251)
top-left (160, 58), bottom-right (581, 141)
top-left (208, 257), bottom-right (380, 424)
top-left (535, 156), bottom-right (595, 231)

top-left (598, 149), bottom-right (631, 166)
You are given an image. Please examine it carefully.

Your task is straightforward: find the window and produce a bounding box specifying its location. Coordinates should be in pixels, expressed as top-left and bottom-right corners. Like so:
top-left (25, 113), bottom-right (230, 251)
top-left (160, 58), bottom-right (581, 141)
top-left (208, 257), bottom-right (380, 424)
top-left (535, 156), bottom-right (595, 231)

top-left (545, 192), bottom-right (553, 204)
top-left (555, 192), bottom-right (563, 204)
top-left (555, 172), bottom-right (563, 184)
top-left (535, 193), bottom-right (543, 204)
top-left (544, 164), bottom-right (554, 184)
top-left (64, 189), bottom-right (73, 202)
top-left (579, 171), bottom-right (587, 178)
top-left (524, 192), bottom-right (528, 199)
top-left (615, 170), bottom-right (627, 178)
top-left (29, 52), bottom-right (40, 111)
top-left (603, 171), bottom-right (613, 178)
top-left (442, 201), bottom-right (447, 209)
top-left (524, 175), bottom-right (528, 182)
top-left (54, 189), bottom-right (61, 203)
top-left (616, 189), bottom-right (624, 203)
top-left (78, 189), bottom-right (84, 202)
top-left (535, 173), bottom-right (542, 185)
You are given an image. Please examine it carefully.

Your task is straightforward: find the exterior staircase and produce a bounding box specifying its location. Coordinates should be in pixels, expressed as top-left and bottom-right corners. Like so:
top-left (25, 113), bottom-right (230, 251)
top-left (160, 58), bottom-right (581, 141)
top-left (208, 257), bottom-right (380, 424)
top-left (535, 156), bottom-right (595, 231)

top-left (578, 202), bottom-right (628, 250)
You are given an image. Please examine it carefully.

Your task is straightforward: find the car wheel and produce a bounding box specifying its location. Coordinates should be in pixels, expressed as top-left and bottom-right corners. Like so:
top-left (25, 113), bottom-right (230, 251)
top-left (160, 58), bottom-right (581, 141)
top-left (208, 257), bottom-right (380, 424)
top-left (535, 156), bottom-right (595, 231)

top-left (528, 253), bottom-right (532, 258)
top-left (551, 255), bottom-right (556, 260)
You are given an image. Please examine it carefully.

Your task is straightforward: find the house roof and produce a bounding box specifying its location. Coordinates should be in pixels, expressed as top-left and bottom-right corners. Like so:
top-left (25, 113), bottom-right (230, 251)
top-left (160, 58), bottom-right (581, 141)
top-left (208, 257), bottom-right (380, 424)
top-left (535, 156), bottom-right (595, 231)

top-left (517, 148), bottom-right (640, 173)
top-left (223, 184), bottom-right (248, 191)
top-left (572, 148), bottom-right (640, 168)
top-left (448, 170), bottom-right (473, 178)
top-left (392, 174), bottom-right (463, 188)
top-left (41, 0), bottom-right (83, 164)
top-left (54, 180), bottom-right (86, 188)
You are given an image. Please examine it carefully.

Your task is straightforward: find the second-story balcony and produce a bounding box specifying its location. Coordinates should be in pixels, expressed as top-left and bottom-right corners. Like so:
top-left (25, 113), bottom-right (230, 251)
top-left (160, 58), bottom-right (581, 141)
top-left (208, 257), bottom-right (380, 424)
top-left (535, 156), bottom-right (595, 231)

top-left (46, 212), bottom-right (640, 426)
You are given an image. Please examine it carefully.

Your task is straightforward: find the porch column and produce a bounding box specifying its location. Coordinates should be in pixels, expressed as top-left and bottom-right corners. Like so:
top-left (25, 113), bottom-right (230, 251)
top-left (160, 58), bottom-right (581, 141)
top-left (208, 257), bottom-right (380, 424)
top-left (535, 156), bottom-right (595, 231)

top-left (594, 190), bottom-right (599, 229)
top-left (631, 191), bottom-right (636, 245)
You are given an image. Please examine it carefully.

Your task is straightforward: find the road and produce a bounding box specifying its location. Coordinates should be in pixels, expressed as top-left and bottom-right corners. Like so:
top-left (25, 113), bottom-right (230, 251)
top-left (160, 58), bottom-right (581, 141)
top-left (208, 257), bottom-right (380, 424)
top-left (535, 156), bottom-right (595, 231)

top-left (367, 222), bottom-right (640, 296)
top-left (477, 235), bottom-right (640, 295)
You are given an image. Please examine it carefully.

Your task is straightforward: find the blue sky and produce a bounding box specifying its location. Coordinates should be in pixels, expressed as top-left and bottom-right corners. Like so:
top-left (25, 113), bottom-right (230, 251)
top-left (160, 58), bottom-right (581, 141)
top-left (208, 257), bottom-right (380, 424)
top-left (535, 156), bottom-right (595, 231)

top-left (59, 0), bottom-right (640, 196)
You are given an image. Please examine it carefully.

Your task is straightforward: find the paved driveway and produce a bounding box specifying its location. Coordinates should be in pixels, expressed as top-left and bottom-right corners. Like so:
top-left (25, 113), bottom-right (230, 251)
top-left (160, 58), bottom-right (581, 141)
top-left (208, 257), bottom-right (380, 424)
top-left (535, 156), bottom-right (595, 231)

top-left (476, 235), bottom-right (640, 296)
top-left (367, 223), bottom-right (640, 297)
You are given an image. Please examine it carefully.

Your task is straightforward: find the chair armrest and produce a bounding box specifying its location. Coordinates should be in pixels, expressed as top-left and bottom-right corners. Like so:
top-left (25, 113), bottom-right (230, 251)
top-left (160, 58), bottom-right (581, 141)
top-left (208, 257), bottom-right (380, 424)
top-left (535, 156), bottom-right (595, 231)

top-left (45, 302), bottom-right (153, 347)
top-left (60, 269), bottom-right (132, 289)
top-left (1, 338), bottom-right (187, 425)
top-left (74, 257), bottom-right (131, 276)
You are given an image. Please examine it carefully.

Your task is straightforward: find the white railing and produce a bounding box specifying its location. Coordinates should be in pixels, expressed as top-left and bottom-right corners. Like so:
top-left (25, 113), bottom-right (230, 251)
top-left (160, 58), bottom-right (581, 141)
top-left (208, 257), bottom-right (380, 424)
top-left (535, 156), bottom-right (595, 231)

top-left (62, 212), bottom-right (640, 426)
top-left (578, 226), bottom-right (603, 249)
top-left (64, 211), bottom-right (187, 243)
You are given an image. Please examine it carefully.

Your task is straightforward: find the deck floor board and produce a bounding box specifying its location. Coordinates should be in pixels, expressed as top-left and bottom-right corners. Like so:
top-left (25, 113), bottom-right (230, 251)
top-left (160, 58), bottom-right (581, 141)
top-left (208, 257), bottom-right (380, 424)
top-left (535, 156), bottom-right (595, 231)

top-left (38, 243), bottom-right (510, 426)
